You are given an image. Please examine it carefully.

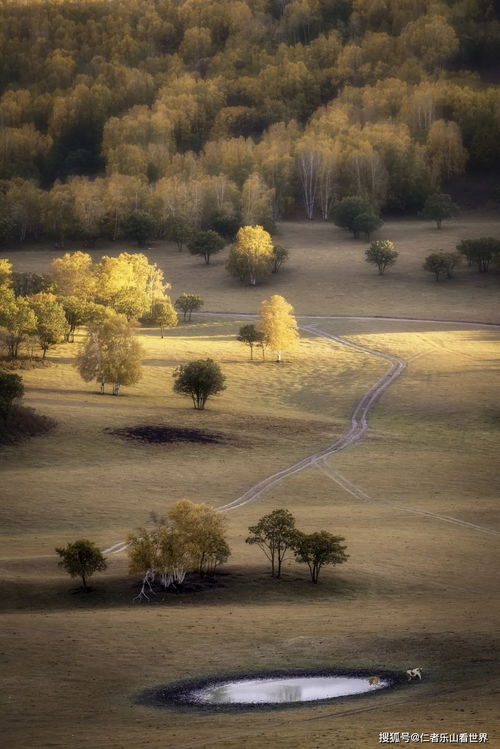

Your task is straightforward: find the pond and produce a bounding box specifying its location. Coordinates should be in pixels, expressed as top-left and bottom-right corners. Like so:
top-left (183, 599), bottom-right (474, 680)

top-left (192, 675), bottom-right (389, 705)
top-left (137, 669), bottom-right (404, 711)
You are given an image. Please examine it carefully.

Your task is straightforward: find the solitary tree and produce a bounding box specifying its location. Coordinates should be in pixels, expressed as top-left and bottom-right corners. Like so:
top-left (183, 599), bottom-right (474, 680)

top-left (237, 324), bottom-right (264, 360)
top-left (173, 359), bottom-right (226, 410)
top-left (258, 294), bottom-right (299, 363)
top-left (226, 225), bottom-right (273, 286)
top-left (0, 372), bottom-right (23, 420)
top-left (246, 508), bottom-right (298, 578)
top-left (175, 293), bottom-right (204, 322)
top-left (423, 251), bottom-right (460, 280)
top-left (55, 539), bottom-right (107, 592)
top-left (353, 212), bottom-right (383, 239)
top-left (294, 530), bottom-right (348, 584)
top-left (271, 245), bottom-right (289, 273)
top-left (457, 238), bottom-right (500, 273)
top-left (149, 298), bottom-right (177, 337)
top-left (187, 230), bottom-right (225, 265)
top-left (334, 197), bottom-right (380, 238)
top-left (421, 193), bottom-right (459, 229)
top-left (365, 240), bottom-right (399, 275)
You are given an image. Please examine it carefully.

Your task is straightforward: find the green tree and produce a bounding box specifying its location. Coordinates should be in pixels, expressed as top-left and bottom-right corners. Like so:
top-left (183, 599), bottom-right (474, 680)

top-left (60, 297), bottom-right (107, 342)
top-left (365, 240), bottom-right (399, 275)
top-left (0, 372), bottom-right (23, 419)
top-left (12, 272), bottom-right (52, 297)
top-left (422, 193), bottom-right (459, 229)
top-left (271, 245), bottom-right (289, 273)
top-left (457, 238), bottom-right (500, 273)
top-left (237, 323), bottom-right (265, 360)
top-left (207, 211), bottom-right (242, 242)
top-left (55, 539), bottom-right (107, 592)
top-left (353, 212), bottom-right (383, 240)
top-left (187, 230), bottom-right (225, 265)
top-left (246, 508), bottom-right (298, 578)
top-left (423, 252), bottom-right (449, 281)
top-left (258, 294), bottom-right (299, 363)
top-left (294, 530), bottom-right (348, 583)
top-left (76, 313), bottom-right (143, 395)
top-left (0, 292), bottom-right (37, 358)
top-left (226, 225), bottom-right (274, 286)
top-left (173, 358), bottom-right (226, 410)
top-left (149, 298), bottom-right (177, 337)
top-left (174, 293), bottom-right (204, 322)
top-left (163, 215), bottom-right (193, 252)
top-left (333, 197), bottom-right (379, 238)
top-left (28, 293), bottom-right (67, 359)
top-left (123, 210), bottom-right (156, 246)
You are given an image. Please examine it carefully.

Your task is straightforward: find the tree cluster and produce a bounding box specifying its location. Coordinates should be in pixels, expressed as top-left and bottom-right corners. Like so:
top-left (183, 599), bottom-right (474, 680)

top-left (0, 252), bottom-right (177, 394)
top-left (246, 508), bottom-right (348, 583)
top-left (127, 500), bottom-right (230, 600)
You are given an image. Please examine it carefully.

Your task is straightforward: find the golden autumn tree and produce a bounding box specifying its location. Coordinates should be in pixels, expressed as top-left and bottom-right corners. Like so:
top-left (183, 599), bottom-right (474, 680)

top-left (226, 225), bottom-right (273, 286)
top-left (50, 251), bottom-right (96, 300)
top-left (258, 294), bottom-right (299, 363)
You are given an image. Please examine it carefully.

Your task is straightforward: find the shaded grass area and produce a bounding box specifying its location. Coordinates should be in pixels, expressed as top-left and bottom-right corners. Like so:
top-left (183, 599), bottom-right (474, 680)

top-left (0, 404), bottom-right (56, 445)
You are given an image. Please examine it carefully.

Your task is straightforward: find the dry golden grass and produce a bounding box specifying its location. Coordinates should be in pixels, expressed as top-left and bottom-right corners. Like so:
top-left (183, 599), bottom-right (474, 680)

top-left (1, 218), bottom-right (500, 748)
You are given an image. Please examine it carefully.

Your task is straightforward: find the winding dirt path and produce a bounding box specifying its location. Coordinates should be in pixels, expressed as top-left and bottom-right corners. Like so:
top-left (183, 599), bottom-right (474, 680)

top-left (103, 313), bottom-right (500, 554)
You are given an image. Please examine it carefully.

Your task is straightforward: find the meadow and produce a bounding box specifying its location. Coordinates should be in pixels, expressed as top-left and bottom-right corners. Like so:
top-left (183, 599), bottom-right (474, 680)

top-left (1, 215), bottom-right (499, 748)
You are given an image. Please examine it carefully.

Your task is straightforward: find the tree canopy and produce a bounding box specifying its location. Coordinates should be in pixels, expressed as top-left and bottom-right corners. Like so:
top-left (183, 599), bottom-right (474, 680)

top-left (173, 358), bottom-right (226, 410)
top-left (246, 508), bottom-right (298, 579)
top-left (258, 294), bottom-right (299, 363)
top-left (55, 539), bottom-right (107, 592)
top-left (75, 313), bottom-right (144, 395)
top-left (294, 530), bottom-right (348, 584)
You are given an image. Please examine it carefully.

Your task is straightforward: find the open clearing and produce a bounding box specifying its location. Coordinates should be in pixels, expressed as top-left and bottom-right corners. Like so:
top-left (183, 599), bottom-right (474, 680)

top-left (1, 215), bottom-right (500, 748)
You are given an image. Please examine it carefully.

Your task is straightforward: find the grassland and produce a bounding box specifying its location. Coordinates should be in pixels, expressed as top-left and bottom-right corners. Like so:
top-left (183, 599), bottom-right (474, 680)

top-left (1, 215), bottom-right (500, 748)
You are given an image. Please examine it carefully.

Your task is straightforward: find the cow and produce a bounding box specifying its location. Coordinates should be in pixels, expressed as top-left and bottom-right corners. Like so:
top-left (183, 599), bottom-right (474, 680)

top-left (406, 668), bottom-right (422, 681)
top-left (368, 676), bottom-right (380, 686)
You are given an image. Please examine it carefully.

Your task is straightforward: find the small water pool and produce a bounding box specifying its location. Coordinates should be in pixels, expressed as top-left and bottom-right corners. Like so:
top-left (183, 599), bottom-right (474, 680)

top-left (137, 668), bottom-right (405, 712)
top-left (192, 675), bottom-right (389, 705)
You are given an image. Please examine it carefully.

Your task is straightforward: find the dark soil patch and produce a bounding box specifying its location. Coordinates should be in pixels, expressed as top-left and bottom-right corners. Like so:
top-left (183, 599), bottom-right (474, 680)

top-left (107, 424), bottom-right (230, 445)
top-left (0, 405), bottom-right (56, 445)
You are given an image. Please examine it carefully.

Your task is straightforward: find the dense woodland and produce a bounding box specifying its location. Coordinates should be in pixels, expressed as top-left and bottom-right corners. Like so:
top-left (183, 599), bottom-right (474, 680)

top-left (0, 0), bottom-right (499, 244)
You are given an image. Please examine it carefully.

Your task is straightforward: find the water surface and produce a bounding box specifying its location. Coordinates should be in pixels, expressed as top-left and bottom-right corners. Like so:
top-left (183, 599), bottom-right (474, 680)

top-left (193, 675), bottom-right (388, 705)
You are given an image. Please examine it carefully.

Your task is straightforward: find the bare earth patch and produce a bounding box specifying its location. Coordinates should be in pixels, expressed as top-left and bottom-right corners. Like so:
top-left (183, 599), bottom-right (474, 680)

top-left (106, 424), bottom-right (232, 445)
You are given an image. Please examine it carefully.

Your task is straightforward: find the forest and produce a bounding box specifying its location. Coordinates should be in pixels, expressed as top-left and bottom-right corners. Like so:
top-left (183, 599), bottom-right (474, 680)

top-left (0, 0), bottom-right (499, 245)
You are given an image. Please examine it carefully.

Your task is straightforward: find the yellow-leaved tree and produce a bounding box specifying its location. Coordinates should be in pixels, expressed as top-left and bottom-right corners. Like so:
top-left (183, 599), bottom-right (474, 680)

top-left (226, 225), bottom-right (273, 286)
top-left (258, 294), bottom-right (299, 363)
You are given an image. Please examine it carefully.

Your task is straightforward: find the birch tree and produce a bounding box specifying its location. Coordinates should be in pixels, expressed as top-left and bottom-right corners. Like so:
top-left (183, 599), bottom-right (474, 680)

top-left (258, 294), bottom-right (299, 363)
